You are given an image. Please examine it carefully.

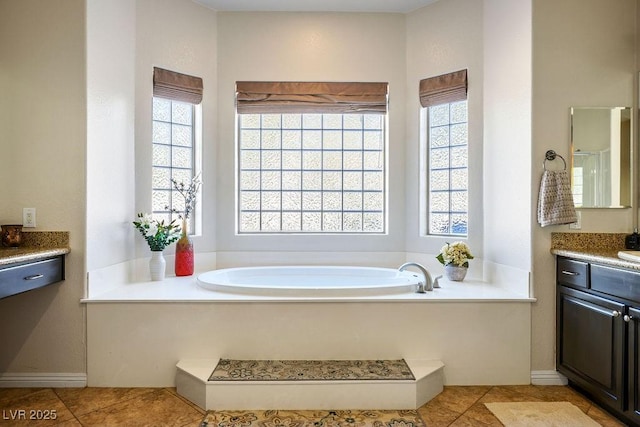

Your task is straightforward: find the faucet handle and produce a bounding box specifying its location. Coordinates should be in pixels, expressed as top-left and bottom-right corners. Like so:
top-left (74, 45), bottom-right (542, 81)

top-left (433, 275), bottom-right (443, 288)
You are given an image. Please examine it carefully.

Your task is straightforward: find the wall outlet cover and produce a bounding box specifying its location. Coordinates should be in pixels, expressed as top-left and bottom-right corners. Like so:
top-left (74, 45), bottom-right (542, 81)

top-left (23, 208), bottom-right (36, 228)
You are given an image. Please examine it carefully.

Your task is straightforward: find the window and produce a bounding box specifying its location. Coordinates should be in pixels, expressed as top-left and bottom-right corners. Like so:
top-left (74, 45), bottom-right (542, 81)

top-left (236, 82), bottom-right (388, 234)
top-left (427, 101), bottom-right (468, 235)
top-left (420, 70), bottom-right (468, 237)
top-left (151, 67), bottom-right (203, 230)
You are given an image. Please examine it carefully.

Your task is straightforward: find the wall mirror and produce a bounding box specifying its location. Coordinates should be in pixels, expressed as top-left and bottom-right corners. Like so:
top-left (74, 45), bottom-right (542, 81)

top-left (570, 107), bottom-right (632, 208)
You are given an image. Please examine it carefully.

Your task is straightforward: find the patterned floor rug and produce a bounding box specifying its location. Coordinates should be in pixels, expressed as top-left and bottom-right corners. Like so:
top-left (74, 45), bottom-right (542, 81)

top-left (201, 409), bottom-right (425, 427)
top-left (485, 402), bottom-right (601, 426)
top-left (208, 359), bottom-right (415, 381)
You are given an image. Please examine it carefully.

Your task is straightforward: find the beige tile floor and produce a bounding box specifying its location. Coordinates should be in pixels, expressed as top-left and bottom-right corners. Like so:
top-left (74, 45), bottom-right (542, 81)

top-left (0, 385), bottom-right (626, 426)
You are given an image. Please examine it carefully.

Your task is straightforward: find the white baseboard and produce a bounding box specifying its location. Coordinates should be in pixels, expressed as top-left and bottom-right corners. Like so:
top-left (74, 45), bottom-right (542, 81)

top-left (0, 373), bottom-right (87, 388)
top-left (531, 370), bottom-right (568, 386)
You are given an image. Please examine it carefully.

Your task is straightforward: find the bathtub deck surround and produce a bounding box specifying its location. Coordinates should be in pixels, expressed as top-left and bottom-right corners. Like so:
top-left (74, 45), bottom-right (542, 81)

top-left (176, 358), bottom-right (444, 410)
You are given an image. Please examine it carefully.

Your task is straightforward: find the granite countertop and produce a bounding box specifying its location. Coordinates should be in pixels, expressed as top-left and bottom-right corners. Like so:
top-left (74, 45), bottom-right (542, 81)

top-left (551, 232), bottom-right (640, 271)
top-left (0, 231), bottom-right (70, 267)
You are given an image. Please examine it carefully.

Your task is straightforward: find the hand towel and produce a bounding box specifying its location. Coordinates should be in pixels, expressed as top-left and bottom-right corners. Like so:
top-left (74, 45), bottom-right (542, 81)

top-left (537, 170), bottom-right (578, 227)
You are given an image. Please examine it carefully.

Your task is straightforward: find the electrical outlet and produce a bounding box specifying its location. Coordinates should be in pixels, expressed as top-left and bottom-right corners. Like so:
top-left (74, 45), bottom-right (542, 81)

top-left (569, 211), bottom-right (581, 230)
top-left (23, 208), bottom-right (36, 228)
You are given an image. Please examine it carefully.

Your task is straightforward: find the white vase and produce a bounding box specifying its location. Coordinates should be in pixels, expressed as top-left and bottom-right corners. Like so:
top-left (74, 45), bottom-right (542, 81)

top-left (149, 250), bottom-right (166, 281)
top-left (445, 265), bottom-right (468, 282)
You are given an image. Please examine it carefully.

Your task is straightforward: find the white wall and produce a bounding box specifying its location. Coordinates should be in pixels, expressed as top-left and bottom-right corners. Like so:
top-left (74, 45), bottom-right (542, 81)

top-left (86, 0), bottom-right (136, 272)
top-left (134, 0), bottom-right (218, 256)
top-left (531, 0), bottom-right (636, 371)
top-left (404, 0), bottom-right (484, 257)
top-left (216, 12), bottom-right (406, 254)
top-left (0, 0), bottom-right (86, 376)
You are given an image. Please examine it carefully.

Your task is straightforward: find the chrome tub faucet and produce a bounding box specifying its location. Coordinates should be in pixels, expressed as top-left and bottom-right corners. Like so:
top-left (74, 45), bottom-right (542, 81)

top-left (399, 262), bottom-right (434, 293)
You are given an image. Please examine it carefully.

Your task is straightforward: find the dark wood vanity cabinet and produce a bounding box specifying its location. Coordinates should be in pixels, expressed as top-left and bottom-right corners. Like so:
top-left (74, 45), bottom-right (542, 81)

top-left (556, 256), bottom-right (640, 426)
top-left (0, 256), bottom-right (65, 299)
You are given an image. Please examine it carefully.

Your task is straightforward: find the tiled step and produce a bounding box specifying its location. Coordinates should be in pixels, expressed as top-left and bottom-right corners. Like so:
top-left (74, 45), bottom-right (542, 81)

top-left (176, 358), bottom-right (444, 410)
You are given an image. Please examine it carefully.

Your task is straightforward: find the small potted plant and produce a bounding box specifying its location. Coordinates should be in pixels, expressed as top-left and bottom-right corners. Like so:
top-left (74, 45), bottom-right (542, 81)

top-left (133, 213), bottom-right (181, 281)
top-left (436, 241), bottom-right (474, 281)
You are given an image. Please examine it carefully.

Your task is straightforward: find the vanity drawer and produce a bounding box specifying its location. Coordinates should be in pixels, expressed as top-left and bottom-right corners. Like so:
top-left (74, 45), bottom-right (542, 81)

top-left (557, 257), bottom-right (589, 288)
top-left (591, 264), bottom-right (640, 303)
top-left (0, 256), bottom-right (64, 299)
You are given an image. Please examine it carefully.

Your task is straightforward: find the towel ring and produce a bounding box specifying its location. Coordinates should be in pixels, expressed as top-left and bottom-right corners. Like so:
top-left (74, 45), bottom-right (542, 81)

top-left (543, 150), bottom-right (567, 171)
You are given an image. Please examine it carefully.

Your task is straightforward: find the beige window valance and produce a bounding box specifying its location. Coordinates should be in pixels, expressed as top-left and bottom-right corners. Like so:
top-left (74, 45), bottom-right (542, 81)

top-left (236, 81), bottom-right (388, 114)
top-left (153, 67), bottom-right (203, 104)
top-left (419, 69), bottom-right (467, 108)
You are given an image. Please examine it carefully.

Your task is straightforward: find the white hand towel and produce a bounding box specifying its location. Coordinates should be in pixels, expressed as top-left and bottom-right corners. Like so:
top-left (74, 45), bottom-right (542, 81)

top-left (537, 170), bottom-right (578, 227)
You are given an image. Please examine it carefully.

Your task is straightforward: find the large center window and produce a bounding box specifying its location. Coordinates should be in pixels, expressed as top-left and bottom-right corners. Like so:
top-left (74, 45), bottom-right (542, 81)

top-left (236, 82), bottom-right (388, 234)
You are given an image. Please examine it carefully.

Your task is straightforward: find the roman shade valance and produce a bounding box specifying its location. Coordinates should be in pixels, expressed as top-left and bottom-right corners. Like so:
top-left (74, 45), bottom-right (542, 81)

top-left (419, 69), bottom-right (467, 108)
top-left (236, 81), bottom-right (388, 114)
top-left (153, 67), bottom-right (203, 104)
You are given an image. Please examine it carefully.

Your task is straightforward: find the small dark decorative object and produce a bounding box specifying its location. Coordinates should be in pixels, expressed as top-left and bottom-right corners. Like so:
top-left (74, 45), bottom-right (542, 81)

top-left (1, 224), bottom-right (23, 247)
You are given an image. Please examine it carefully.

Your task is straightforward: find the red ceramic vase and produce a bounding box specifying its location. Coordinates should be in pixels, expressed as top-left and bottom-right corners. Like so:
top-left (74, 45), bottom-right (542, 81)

top-left (175, 219), bottom-right (194, 276)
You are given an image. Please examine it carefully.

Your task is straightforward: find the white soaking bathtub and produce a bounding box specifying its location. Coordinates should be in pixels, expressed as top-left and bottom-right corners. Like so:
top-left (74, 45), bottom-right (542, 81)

top-left (197, 266), bottom-right (422, 297)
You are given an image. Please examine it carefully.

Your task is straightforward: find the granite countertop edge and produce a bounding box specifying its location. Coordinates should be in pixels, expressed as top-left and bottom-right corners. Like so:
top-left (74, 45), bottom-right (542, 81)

top-left (0, 247), bottom-right (70, 267)
top-left (551, 248), bottom-right (640, 271)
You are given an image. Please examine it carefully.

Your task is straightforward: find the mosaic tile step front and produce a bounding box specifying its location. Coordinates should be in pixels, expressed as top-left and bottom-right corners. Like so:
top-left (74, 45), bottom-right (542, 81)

top-left (208, 359), bottom-right (416, 381)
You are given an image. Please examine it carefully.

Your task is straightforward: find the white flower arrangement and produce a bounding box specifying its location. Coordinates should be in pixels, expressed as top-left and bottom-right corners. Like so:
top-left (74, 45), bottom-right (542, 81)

top-left (436, 241), bottom-right (474, 268)
top-left (132, 213), bottom-right (181, 251)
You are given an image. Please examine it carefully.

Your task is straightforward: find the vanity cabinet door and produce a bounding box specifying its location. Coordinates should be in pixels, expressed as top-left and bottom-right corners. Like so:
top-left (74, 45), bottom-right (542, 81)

top-left (557, 286), bottom-right (625, 411)
top-left (626, 306), bottom-right (640, 425)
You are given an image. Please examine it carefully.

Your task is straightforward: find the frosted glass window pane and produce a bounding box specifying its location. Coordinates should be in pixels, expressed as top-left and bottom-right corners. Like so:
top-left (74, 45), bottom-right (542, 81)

top-left (283, 130), bottom-right (302, 149)
top-left (240, 171), bottom-right (260, 190)
top-left (153, 167), bottom-right (170, 189)
top-left (363, 213), bottom-right (383, 232)
top-left (282, 171), bottom-right (301, 190)
top-left (302, 212), bottom-right (321, 231)
top-left (363, 172), bottom-right (383, 191)
top-left (262, 192), bottom-right (281, 210)
top-left (364, 115), bottom-right (382, 130)
top-left (343, 213), bottom-right (362, 231)
top-left (172, 190), bottom-right (186, 212)
top-left (451, 191), bottom-right (467, 211)
top-left (302, 171), bottom-right (321, 190)
top-left (430, 192), bottom-right (449, 212)
top-left (302, 192), bottom-right (321, 210)
top-left (364, 131), bottom-right (383, 150)
top-left (450, 101), bottom-right (467, 123)
top-left (262, 151), bottom-right (281, 170)
top-left (323, 130), bottom-right (342, 149)
top-left (153, 98), bottom-right (171, 121)
top-left (450, 124), bottom-right (467, 146)
top-left (241, 114), bottom-right (260, 128)
top-left (262, 130), bottom-right (281, 149)
top-left (324, 114), bottom-right (342, 129)
top-left (430, 213), bottom-right (450, 234)
top-left (344, 152), bottom-right (362, 170)
top-left (241, 150), bottom-right (260, 170)
top-left (282, 192), bottom-right (301, 210)
top-left (241, 192), bottom-right (260, 210)
top-left (261, 212), bottom-right (281, 231)
top-left (240, 212), bottom-right (260, 231)
top-left (430, 170), bottom-right (449, 191)
top-left (323, 212), bottom-right (342, 231)
top-left (173, 124), bottom-right (192, 147)
top-left (172, 146), bottom-right (192, 168)
top-left (450, 146), bottom-right (468, 168)
top-left (303, 130), bottom-right (322, 149)
top-left (343, 172), bottom-right (362, 190)
top-left (303, 114), bottom-right (322, 128)
top-left (323, 152), bottom-right (342, 170)
top-left (364, 152), bottom-right (382, 170)
top-left (430, 148), bottom-right (449, 169)
top-left (451, 214), bottom-right (467, 235)
top-left (344, 131), bottom-right (363, 150)
top-left (262, 114), bottom-right (281, 129)
top-left (430, 104), bottom-right (449, 126)
top-left (451, 169), bottom-right (467, 190)
top-left (323, 172), bottom-right (342, 190)
top-left (261, 171), bottom-right (281, 190)
top-left (283, 115), bottom-right (302, 129)
top-left (303, 152), bottom-right (322, 170)
top-left (172, 169), bottom-right (192, 187)
top-left (241, 130), bottom-right (260, 149)
top-left (152, 190), bottom-right (170, 212)
top-left (364, 192), bottom-right (383, 211)
top-left (282, 213), bottom-right (301, 231)
top-left (172, 102), bottom-right (192, 125)
top-left (153, 122), bottom-right (171, 144)
top-left (153, 145), bottom-right (170, 167)
top-left (323, 192), bottom-right (342, 210)
top-left (430, 127), bottom-right (449, 148)
top-left (344, 192), bottom-right (362, 211)
top-left (282, 151), bottom-right (301, 169)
